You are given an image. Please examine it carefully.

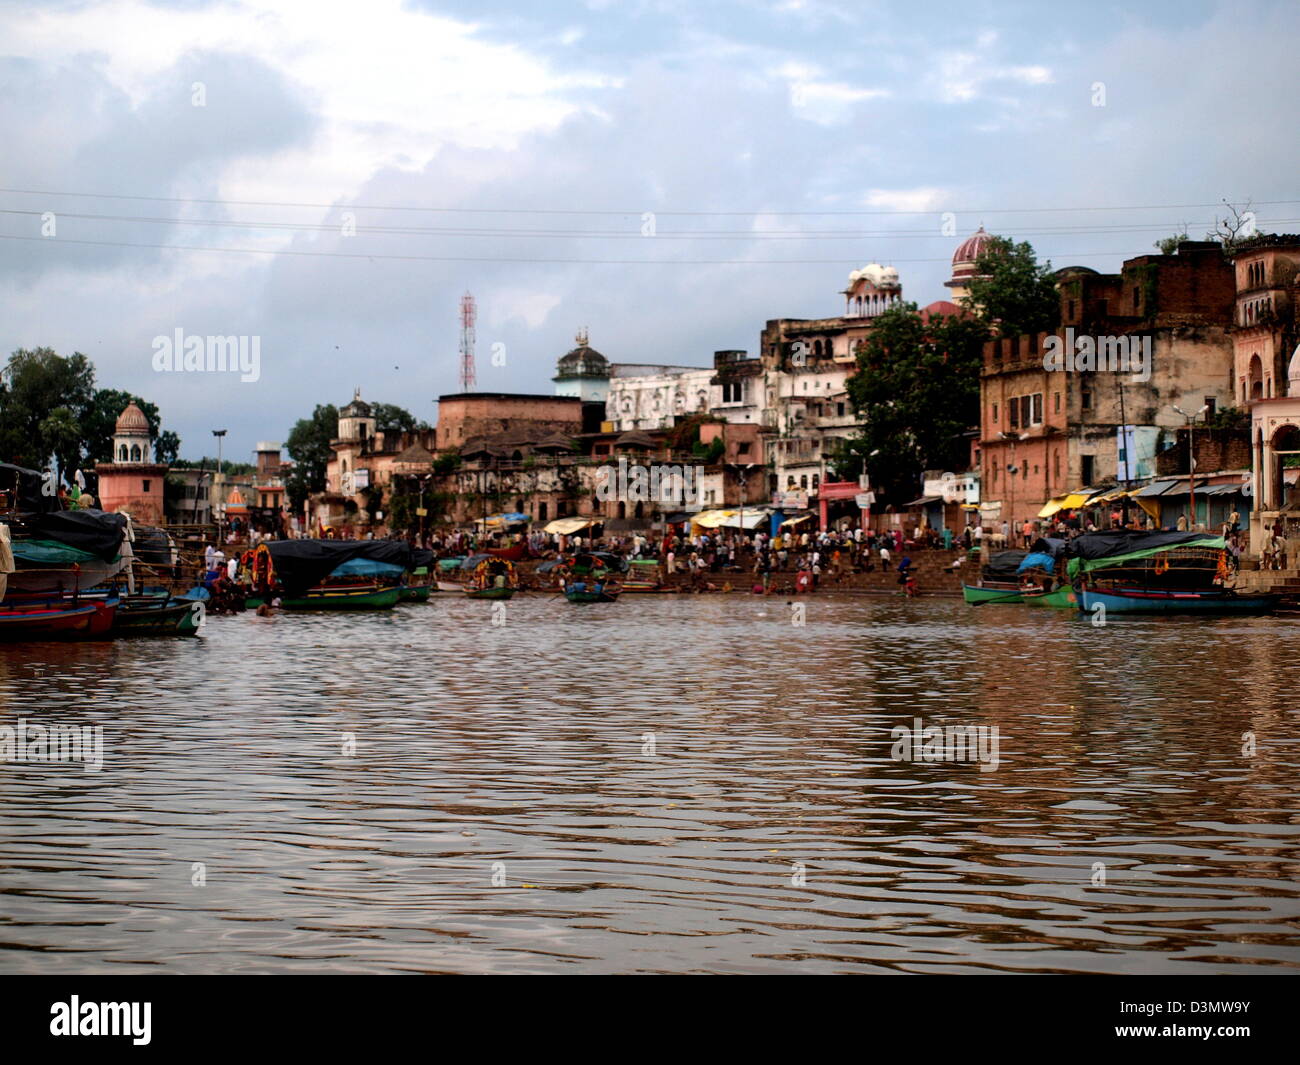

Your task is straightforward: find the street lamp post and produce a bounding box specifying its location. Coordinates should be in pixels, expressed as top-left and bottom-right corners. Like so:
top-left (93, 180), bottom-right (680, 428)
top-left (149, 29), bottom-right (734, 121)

top-left (212, 429), bottom-right (227, 541)
top-left (1173, 405), bottom-right (1209, 530)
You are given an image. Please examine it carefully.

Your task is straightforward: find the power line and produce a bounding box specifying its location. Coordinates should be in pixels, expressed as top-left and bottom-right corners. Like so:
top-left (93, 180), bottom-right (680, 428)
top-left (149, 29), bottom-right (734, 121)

top-left (0, 232), bottom-right (1165, 265)
top-left (0, 186), bottom-right (1287, 218)
top-left (1, 207), bottom-right (1287, 240)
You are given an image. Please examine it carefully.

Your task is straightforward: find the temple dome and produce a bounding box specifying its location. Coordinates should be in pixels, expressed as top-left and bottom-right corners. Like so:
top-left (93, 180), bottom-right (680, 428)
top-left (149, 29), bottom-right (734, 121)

top-left (115, 401), bottom-right (150, 434)
top-left (952, 226), bottom-right (993, 266)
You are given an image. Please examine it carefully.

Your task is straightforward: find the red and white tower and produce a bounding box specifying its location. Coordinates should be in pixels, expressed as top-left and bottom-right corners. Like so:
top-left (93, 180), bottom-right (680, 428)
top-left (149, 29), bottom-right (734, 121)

top-left (458, 291), bottom-right (477, 392)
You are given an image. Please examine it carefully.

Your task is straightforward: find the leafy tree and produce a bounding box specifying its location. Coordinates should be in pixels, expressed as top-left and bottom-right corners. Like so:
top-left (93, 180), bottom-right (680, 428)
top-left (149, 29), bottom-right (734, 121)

top-left (154, 430), bottom-right (181, 465)
top-left (844, 303), bottom-right (988, 504)
top-left (285, 404), bottom-right (338, 508)
top-left (1154, 228), bottom-right (1191, 255)
top-left (961, 236), bottom-right (1060, 338)
top-left (371, 403), bottom-right (429, 435)
top-left (0, 347), bottom-right (96, 469)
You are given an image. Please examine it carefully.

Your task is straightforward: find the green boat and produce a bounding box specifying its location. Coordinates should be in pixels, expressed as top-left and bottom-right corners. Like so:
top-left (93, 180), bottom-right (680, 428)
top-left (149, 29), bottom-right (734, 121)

top-left (1023, 584), bottom-right (1077, 609)
top-left (112, 595), bottom-right (205, 635)
top-left (961, 583), bottom-right (1024, 605)
top-left (399, 584), bottom-right (432, 602)
top-left (249, 584), bottom-right (401, 610)
top-left (465, 586), bottom-right (515, 600)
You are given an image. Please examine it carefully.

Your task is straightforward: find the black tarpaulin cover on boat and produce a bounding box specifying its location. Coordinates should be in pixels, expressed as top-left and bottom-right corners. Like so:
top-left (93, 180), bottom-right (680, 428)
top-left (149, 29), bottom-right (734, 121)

top-left (981, 550), bottom-right (1027, 580)
top-left (1065, 529), bottom-right (1221, 561)
top-left (30, 508), bottom-right (128, 561)
top-left (267, 539), bottom-right (413, 595)
top-left (411, 548), bottom-right (435, 569)
top-left (0, 461), bottom-right (57, 514)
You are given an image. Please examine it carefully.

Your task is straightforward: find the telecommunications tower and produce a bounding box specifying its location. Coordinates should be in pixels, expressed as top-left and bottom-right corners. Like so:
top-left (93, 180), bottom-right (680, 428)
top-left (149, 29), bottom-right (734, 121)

top-left (458, 291), bottom-right (477, 392)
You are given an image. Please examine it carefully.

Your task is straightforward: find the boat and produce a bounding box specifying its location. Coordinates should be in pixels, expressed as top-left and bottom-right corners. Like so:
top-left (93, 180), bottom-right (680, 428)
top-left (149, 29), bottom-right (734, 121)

top-left (962, 583), bottom-right (1025, 605)
top-left (400, 551), bottom-right (435, 601)
top-left (465, 557), bottom-right (518, 600)
top-left (247, 583), bottom-right (401, 610)
top-left (0, 598), bottom-right (117, 640)
top-left (962, 549), bottom-right (1029, 605)
top-left (111, 595), bottom-right (205, 635)
top-left (1023, 584), bottom-right (1078, 609)
top-left (485, 542), bottom-right (530, 562)
top-left (621, 558), bottom-right (675, 593)
top-left (435, 578), bottom-right (465, 593)
top-left (1076, 585), bottom-right (1277, 615)
top-left (1065, 529), bottom-right (1275, 615)
top-left (3, 507), bottom-right (133, 595)
top-left (563, 578), bottom-right (621, 603)
top-left (400, 581), bottom-right (432, 602)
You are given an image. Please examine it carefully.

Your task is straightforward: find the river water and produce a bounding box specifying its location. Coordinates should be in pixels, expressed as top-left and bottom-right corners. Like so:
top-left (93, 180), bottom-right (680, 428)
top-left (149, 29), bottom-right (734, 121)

top-left (1, 594), bottom-right (1298, 974)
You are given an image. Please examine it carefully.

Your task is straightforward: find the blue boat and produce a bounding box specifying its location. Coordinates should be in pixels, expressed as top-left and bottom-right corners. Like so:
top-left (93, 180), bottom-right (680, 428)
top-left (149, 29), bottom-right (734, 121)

top-left (1076, 585), bottom-right (1277, 615)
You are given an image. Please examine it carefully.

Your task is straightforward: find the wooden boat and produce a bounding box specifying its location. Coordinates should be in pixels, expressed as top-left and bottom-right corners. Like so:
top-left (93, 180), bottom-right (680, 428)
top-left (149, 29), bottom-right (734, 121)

top-left (563, 579), bottom-right (621, 603)
top-left (1076, 585), bottom-right (1277, 615)
top-left (621, 559), bottom-right (674, 593)
top-left (485, 542), bottom-right (529, 562)
top-left (400, 584), bottom-right (432, 602)
top-left (962, 583), bottom-right (1024, 605)
top-left (0, 598), bottom-right (117, 640)
top-left (112, 595), bottom-right (204, 635)
top-left (1023, 584), bottom-right (1078, 609)
top-left (248, 583), bottom-right (401, 610)
top-left (435, 579), bottom-right (465, 593)
top-left (465, 557), bottom-right (518, 600)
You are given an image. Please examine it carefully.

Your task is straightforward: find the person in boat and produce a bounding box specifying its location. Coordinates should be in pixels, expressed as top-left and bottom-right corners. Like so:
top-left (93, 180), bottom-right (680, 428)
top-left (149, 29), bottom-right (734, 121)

top-left (493, 572), bottom-right (507, 590)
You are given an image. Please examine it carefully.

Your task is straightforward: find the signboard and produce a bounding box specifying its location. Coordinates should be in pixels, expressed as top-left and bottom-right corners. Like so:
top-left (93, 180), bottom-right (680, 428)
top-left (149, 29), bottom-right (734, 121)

top-left (415, 507), bottom-right (428, 517)
top-left (855, 492), bottom-right (874, 509)
top-left (773, 490), bottom-right (809, 509)
top-left (353, 468), bottom-right (371, 489)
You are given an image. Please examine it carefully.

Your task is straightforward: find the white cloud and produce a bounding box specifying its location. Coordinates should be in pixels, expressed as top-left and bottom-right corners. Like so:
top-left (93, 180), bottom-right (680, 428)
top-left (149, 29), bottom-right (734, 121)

top-left (861, 188), bottom-right (949, 213)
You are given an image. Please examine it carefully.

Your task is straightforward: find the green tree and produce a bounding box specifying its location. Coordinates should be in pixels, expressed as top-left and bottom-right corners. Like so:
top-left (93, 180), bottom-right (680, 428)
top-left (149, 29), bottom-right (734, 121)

top-left (962, 236), bottom-right (1060, 338)
top-left (844, 303), bottom-right (988, 504)
top-left (371, 403), bottom-right (429, 435)
top-left (154, 430), bottom-right (181, 465)
top-left (285, 404), bottom-right (339, 508)
top-left (0, 347), bottom-right (96, 468)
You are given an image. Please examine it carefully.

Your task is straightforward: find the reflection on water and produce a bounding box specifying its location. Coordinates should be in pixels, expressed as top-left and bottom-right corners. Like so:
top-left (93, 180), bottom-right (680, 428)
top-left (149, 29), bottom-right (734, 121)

top-left (1, 595), bottom-right (1298, 974)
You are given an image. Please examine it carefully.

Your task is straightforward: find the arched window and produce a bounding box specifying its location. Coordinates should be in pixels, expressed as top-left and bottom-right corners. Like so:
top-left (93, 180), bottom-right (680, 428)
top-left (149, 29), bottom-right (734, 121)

top-left (812, 474), bottom-right (820, 490)
top-left (130, 444), bottom-right (141, 462)
top-left (1249, 354), bottom-right (1264, 400)
top-left (118, 444), bottom-right (128, 461)
top-left (800, 475), bottom-right (808, 489)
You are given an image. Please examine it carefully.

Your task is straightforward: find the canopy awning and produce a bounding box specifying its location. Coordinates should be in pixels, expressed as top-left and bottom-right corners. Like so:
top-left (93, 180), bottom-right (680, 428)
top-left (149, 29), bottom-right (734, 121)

top-left (1038, 491), bottom-right (1092, 518)
top-left (544, 517), bottom-right (594, 535)
top-left (689, 509), bottom-right (734, 529)
top-left (720, 509), bottom-right (769, 530)
top-left (780, 513), bottom-right (815, 528)
top-left (905, 495), bottom-right (943, 507)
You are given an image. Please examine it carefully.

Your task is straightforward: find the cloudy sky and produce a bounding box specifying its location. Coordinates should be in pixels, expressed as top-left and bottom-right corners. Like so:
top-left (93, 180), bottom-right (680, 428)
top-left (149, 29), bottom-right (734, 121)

top-left (2, 0), bottom-right (1297, 462)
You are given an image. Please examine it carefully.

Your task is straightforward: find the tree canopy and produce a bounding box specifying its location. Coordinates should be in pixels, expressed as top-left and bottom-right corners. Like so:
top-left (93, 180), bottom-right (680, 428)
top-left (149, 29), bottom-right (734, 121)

top-left (843, 303), bottom-right (988, 503)
top-left (961, 236), bottom-right (1060, 338)
top-left (285, 404), bottom-right (339, 508)
top-left (0, 347), bottom-right (180, 479)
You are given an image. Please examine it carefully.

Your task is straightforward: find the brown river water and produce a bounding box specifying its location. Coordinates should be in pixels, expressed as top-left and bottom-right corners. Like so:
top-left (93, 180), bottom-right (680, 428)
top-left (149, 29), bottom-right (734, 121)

top-left (1, 593), bottom-right (1298, 974)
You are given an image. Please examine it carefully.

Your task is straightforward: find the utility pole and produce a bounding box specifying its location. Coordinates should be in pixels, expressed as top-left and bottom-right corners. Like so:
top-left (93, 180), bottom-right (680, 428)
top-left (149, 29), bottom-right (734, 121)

top-left (459, 292), bottom-right (477, 393)
top-left (212, 429), bottom-right (226, 541)
top-left (1173, 405), bottom-right (1209, 530)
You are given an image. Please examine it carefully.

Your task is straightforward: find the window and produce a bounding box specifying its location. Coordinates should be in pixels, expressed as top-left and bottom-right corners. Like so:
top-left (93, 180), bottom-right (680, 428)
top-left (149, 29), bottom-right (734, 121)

top-left (992, 403), bottom-right (998, 423)
top-left (118, 444), bottom-right (127, 461)
top-left (130, 444), bottom-right (141, 462)
top-left (738, 441), bottom-right (751, 455)
top-left (1009, 399), bottom-right (1019, 428)
top-left (1054, 392), bottom-right (1060, 413)
top-left (1080, 455), bottom-right (1094, 485)
top-left (1081, 390), bottom-right (1092, 411)
top-left (723, 381), bottom-right (744, 403)
top-left (837, 402), bottom-right (845, 417)
top-left (1053, 450), bottom-right (1060, 479)
top-left (142, 479), bottom-right (151, 492)
top-left (1031, 393), bottom-right (1043, 425)
top-left (1020, 395), bottom-right (1032, 427)
top-left (1133, 286), bottom-right (1141, 310)
top-left (1204, 396), bottom-right (1216, 416)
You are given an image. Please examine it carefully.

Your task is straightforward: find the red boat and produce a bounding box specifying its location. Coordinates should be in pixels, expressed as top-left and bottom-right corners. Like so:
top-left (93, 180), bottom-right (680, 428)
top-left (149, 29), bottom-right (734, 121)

top-left (0, 599), bottom-right (118, 640)
top-left (486, 543), bottom-right (530, 562)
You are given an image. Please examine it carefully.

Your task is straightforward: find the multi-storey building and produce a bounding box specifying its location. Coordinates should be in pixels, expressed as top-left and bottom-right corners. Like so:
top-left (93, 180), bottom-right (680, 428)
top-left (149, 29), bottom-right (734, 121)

top-left (978, 241), bottom-right (1238, 528)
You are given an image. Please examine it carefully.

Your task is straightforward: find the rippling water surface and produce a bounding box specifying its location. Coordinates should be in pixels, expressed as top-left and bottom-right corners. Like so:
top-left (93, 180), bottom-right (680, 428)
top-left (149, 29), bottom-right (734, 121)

top-left (1, 594), bottom-right (1298, 974)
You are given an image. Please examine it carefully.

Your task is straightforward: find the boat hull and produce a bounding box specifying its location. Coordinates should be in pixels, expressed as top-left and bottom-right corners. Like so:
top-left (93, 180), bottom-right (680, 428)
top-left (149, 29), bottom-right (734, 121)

top-left (399, 585), bottom-right (432, 602)
top-left (1024, 585), bottom-right (1078, 609)
top-left (962, 583), bottom-right (1024, 605)
top-left (435, 579), bottom-right (465, 593)
top-left (0, 599), bottom-right (116, 640)
top-left (1076, 586), bottom-right (1278, 615)
top-left (269, 586), bottom-right (402, 610)
top-left (465, 587), bottom-right (515, 600)
top-left (112, 598), bottom-right (204, 635)
top-left (564, 588), bottom-right (620, 603)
